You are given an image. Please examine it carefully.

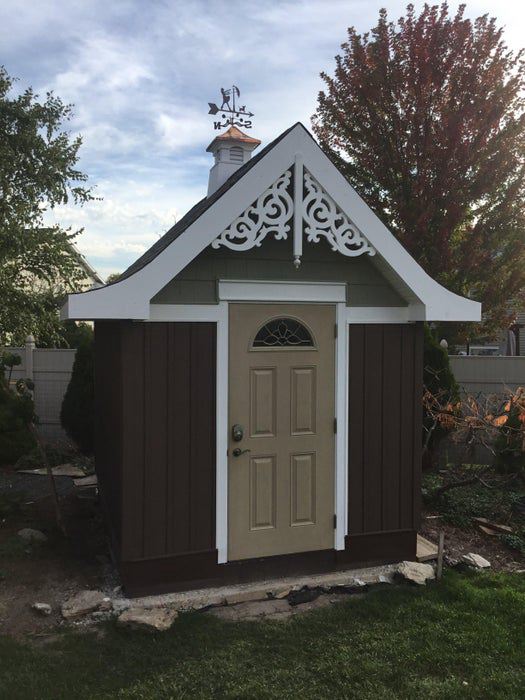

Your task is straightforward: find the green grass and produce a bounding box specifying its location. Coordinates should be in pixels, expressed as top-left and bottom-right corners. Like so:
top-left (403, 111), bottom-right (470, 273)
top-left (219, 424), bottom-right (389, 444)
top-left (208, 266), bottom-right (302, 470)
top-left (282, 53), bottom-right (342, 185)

top-left (1, 571), bottom-right (524, 699)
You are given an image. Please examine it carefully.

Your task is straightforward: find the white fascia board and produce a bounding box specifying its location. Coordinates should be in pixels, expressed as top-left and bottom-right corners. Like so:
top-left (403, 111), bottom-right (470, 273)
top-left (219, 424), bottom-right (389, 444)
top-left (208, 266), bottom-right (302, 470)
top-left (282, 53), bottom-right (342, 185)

top-left (61, 124), bottom-right (480, 322)
top-left (297, 133), bottom-right (481, 322)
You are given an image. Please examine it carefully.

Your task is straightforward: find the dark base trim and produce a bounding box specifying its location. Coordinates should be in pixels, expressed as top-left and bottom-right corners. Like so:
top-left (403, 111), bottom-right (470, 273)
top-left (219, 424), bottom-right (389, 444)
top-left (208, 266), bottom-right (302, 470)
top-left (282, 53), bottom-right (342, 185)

top-left (119, 530), bottom-right (417, 597)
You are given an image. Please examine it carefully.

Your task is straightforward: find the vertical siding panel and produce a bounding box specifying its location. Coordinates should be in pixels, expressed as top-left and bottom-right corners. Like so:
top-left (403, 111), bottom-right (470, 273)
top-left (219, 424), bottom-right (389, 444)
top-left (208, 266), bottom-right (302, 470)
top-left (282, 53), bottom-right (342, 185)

top-left (363, 325), bottom-right (383, 532)
top-left (166, 324), bottom-right (191, 553)
top-left (348, 325), bottom-right (365, 534)
top-left (382, 325), bottom-right (402, 530)
top-left (143, 323), bottom-right (169, 558)
top-left (94, 322), bottom-right (122, 544)
top-left (120, 323), bottom-right (145, 560)
top-left (189, 324), bottom-right (216, 551)
top-left (412, 323), bottom-right (424, 530)
top-left (399, 325), bottom-right (415, 530)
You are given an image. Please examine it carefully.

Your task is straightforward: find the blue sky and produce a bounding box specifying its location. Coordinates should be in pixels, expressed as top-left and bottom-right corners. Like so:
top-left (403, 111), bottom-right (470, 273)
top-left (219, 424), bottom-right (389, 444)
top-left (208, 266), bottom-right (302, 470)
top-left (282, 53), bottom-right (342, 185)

top-left (1, 0), bottom-right (522, 279)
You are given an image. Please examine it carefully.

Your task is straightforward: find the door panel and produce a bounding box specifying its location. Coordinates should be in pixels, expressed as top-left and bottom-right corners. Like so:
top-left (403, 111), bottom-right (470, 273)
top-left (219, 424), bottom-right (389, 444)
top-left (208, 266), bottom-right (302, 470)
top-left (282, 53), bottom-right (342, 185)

top-left (249, 368), bottom-right (276, 437)
top-left (291, 452), bottom-right (316, 526)
top-left (291, 366), bottom-right (317, 435)
top-left (228, 303), bottom-right (335, 561)
top-left (250, 456), bottom-right (276, 530)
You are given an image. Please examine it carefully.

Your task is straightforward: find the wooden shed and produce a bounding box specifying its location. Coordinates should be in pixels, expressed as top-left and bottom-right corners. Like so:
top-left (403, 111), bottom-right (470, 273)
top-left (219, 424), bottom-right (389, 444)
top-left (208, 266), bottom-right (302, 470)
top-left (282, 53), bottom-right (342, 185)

top-left (62, 123), bottom-right (480, 595)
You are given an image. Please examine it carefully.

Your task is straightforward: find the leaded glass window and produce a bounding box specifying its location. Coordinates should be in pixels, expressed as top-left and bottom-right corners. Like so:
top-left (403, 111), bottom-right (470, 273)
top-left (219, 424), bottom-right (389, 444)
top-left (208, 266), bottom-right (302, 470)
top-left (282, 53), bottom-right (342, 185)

top-left (252, 318), bottom-right (314, 348)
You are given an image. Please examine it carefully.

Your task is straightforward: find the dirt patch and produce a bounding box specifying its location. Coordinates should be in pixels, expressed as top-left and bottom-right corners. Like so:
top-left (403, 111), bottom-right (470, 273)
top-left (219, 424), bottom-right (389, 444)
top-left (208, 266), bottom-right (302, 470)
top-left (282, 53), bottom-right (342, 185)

top-left (0, 469), bottom-right (116, 638)
top-left (421, 512), bottom-right (525, 571)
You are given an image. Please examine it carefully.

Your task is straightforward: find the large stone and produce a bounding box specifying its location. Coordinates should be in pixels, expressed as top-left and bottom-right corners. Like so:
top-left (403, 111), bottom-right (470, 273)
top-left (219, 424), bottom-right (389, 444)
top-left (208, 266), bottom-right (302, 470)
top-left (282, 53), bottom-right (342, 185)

top-left (207, 599), bottom-right (292, 622)
top-left (396, 561), bottom-right (435, 585)
top-left (61, 590), bottom-right (107, 619)
top-left (32, 602), bottom-right (52, 616)
top-left (117, 607), bottom-right (178, 632)
top-left (17, 528), bottom-right (48, 544)
top-left (462, 553), bottom-right (491, 569)
top-left (224, 589), bottom-right (267, 605)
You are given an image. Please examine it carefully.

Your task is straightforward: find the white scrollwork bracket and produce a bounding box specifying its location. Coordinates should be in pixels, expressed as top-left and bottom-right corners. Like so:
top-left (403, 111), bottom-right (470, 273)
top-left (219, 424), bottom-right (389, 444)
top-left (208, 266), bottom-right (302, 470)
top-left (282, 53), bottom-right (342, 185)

top-left (212, 170), bottom-right (293, 251)
top-left (303, 171), bottom-right (376, 257)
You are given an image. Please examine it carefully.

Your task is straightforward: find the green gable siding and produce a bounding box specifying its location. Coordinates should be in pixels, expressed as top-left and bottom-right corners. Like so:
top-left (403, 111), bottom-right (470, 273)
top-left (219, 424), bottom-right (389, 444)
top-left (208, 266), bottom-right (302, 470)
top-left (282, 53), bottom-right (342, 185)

top-left (151, 236), bottom-right (407, 307)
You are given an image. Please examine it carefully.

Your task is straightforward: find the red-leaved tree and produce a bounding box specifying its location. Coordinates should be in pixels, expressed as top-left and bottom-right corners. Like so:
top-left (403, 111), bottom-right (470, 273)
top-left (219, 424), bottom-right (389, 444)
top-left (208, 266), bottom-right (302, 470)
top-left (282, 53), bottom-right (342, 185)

top-left (313, 3), bottom-right (525, 338)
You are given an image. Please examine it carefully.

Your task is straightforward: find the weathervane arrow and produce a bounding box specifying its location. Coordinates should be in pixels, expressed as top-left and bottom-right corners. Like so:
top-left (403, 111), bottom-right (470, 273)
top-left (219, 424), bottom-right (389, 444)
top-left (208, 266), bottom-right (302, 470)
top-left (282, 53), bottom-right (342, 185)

top-left (208, 102), bottom-right (219, 115)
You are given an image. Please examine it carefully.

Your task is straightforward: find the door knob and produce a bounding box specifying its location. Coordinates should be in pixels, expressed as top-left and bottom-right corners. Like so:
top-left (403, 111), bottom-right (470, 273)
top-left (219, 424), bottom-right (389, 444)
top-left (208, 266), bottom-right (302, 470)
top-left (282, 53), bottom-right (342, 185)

top-left (232, 447), bottom-right (251, 457)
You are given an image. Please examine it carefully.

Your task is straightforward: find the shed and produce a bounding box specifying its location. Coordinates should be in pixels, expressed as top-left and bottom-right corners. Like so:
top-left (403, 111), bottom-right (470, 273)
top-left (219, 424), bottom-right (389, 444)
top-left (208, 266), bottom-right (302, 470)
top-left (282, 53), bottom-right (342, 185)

top-left (62, 122), bottom-right (480, 595)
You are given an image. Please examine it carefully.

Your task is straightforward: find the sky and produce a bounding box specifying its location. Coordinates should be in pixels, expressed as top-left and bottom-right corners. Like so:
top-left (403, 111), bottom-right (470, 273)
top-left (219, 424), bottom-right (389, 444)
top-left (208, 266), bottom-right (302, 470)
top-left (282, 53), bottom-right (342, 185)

top-left (1, 0), bottom-right (523, 279)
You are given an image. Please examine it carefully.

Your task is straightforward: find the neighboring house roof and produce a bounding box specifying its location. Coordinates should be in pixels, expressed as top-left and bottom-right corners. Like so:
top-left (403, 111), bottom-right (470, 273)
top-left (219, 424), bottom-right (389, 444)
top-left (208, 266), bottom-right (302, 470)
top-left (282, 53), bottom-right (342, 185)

top-left (68, 241), bottom-right (105, 287)
top-left (61, 122), bottom-right (481, 323)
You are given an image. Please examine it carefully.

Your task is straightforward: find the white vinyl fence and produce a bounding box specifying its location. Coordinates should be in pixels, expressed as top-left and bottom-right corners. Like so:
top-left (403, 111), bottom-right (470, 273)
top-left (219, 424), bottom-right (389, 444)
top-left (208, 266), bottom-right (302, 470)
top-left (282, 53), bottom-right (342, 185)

top-left (449, 356), bottom-right (525, 396)
top-left (3, 337), bottom-right (76, 441)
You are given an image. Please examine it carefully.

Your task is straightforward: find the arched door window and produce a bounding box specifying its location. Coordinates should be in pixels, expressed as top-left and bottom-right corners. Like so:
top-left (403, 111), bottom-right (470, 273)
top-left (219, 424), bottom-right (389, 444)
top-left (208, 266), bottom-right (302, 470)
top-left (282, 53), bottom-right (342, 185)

top-left (252, 318), bottom-right (315, 349)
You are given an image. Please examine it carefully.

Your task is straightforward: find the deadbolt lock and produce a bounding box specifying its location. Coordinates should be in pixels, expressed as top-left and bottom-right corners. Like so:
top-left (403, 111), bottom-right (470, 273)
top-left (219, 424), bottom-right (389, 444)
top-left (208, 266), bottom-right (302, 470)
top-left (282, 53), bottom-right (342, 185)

top-left (231, 424), bottom-right (244, 442)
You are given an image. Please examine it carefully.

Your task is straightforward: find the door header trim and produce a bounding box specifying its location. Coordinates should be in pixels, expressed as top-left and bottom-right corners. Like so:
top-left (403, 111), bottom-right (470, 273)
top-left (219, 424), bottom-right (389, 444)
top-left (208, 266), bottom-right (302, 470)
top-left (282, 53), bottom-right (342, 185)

top-left (218, 280), bottom-right (346, 303)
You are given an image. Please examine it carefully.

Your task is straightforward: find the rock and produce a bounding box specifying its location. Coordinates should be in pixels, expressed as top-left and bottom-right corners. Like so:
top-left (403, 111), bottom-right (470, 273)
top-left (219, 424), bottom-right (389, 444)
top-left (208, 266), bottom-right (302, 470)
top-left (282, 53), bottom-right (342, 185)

top-left (61, 590), bottom-right (107, 619)
top-left (396, 561), bottom-right (435, 586)
top-left (207, 599), bottom-right (291, 622)
top-left (269, 586), bottom-right (292, 599)
top-left (32, 602), bottom-right (52, 616)
top-left (462, 553), bottom-right (491, 569)
top-left (17, 528), bottom-right (48, 544)
top-left (288, 587), bottom-right (321, 606)
top-left (117, 607), bottom-right (178, 632)
top-left (293, 595), bottom-right (337, 613)
top-left (99, 597), bottom-right (112, 611)
top-left (224, 589), bottom-right (266, 605)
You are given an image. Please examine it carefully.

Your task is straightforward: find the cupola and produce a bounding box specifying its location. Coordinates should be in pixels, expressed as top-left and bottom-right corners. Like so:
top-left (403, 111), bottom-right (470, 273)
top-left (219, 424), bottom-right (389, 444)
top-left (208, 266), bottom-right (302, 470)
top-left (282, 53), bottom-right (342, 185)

top-left (206, 126), bottom-right (261, 196)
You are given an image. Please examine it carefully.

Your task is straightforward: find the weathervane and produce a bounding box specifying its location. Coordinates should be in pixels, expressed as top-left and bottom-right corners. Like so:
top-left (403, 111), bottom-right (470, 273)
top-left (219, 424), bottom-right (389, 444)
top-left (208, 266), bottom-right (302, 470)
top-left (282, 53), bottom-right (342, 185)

top-left (208, 85), bottom-right (254, 130)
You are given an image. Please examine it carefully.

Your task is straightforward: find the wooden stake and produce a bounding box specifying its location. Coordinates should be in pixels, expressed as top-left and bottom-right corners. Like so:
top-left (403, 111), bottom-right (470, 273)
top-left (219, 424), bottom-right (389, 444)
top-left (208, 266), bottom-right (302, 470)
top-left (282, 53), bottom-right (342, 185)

top-left (437, 531), bottom-right (445, 581)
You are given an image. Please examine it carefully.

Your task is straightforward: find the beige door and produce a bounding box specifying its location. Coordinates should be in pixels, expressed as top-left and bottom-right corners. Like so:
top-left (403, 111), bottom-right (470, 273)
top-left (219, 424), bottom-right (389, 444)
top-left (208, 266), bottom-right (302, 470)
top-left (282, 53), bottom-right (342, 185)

top-left (228, 303), bottom-right (336, 561)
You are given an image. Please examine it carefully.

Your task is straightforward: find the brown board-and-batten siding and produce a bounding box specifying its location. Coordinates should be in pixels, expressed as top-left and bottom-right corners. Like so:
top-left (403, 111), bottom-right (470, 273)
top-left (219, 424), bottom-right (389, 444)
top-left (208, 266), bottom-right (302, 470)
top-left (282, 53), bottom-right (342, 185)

top-left (95, 319), bottom-right (423, 595)
top-left (346, 323), bottom-right (423, 561)
top-left (94, 321), bottom-right (217, 592)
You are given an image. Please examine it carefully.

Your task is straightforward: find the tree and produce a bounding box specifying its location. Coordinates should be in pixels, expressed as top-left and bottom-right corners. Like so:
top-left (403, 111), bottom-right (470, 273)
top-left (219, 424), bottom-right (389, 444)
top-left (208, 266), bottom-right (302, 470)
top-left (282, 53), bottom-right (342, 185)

top-left (313, 4), bottom-right (525, 338)
top-left (0, 66), bottom-right (94, 346)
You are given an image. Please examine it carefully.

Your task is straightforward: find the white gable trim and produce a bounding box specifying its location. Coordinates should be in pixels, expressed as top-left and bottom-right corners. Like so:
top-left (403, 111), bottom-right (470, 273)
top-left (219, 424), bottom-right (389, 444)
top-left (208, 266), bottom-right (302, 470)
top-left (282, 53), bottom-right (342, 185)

top-left (62, 124), bottom-right (480, 323)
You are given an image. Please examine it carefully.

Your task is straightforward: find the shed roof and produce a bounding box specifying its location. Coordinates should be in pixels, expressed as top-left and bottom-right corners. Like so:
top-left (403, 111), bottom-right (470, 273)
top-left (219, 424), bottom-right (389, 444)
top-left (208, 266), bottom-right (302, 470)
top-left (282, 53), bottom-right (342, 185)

top-left (62, 122), bottom-right (481, 323)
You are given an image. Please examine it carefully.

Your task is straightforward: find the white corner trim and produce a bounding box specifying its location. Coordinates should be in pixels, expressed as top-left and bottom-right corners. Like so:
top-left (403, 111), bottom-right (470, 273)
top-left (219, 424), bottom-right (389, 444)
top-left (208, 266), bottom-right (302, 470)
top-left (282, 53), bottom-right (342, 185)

top-left (335, 302), bottom-right (348, 550)
top-left (218, 280), bottom-right (346, 303)
top-left (215, 302), bottom-right (229, 564)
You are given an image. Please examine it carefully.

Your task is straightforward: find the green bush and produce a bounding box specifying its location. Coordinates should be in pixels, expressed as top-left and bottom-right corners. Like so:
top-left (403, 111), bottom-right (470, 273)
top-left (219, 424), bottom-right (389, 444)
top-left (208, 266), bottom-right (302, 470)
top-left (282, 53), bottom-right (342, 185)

top-left (60, 340), bottom-right (94, 454)
top-left (0, 378), bottom-right (36, 466)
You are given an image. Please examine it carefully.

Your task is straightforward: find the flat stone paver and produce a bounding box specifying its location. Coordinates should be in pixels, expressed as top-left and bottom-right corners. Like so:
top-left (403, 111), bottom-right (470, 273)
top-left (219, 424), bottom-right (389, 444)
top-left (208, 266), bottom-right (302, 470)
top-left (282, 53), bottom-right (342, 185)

top-left (207, 599), bottom-right (292, 621)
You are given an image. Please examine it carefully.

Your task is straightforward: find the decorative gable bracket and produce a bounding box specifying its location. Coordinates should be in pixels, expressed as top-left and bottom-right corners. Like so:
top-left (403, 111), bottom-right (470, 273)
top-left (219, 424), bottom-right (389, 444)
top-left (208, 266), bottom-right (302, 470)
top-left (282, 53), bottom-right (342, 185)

top-left (211, 154), bottom-right (376, 265)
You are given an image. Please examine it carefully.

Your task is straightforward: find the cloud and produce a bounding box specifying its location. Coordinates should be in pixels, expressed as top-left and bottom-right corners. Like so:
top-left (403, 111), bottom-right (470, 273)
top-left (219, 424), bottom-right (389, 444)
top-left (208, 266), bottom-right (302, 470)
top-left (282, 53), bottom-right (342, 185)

top-left (2, 0), bottom-right (523, 276)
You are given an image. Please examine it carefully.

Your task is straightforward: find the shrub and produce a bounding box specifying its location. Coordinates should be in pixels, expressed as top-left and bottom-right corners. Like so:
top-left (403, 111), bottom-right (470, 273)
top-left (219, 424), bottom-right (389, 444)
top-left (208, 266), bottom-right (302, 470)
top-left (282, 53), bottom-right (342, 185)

top-left (60, 339), bottom-right (94, 454)
top-left (0, 358), bottom-right (36, 465)
top-left (494, 396), bottom-right (525, 476)
top-left (422, 324), bottom-right (459, 467)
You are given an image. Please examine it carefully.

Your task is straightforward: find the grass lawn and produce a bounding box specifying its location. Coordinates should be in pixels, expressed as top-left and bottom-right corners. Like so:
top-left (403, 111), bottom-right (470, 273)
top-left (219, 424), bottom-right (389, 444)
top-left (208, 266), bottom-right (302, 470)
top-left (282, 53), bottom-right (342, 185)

top-left (1, 571), bottom-right (524, 700)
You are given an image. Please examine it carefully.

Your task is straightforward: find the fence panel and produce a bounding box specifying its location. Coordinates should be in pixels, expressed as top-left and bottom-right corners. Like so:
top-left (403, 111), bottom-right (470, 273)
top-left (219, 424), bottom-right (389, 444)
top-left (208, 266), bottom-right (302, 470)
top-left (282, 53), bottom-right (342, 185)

top-left (2, 340), bottom-right (76, 441)
top-left (449, 356), bottom-right (525, 396)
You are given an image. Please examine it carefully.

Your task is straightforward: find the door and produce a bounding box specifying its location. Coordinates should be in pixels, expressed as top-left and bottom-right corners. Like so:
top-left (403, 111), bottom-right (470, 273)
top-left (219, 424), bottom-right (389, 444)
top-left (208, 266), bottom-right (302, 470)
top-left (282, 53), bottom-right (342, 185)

top-left (228, 303), bottom-right (336, 561)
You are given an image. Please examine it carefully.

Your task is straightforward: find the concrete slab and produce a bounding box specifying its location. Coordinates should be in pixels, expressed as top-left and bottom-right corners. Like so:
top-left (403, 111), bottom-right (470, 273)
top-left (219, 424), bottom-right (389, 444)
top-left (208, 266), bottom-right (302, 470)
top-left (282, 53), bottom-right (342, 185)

top-left (115, 563), bottom-right (398, 615)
